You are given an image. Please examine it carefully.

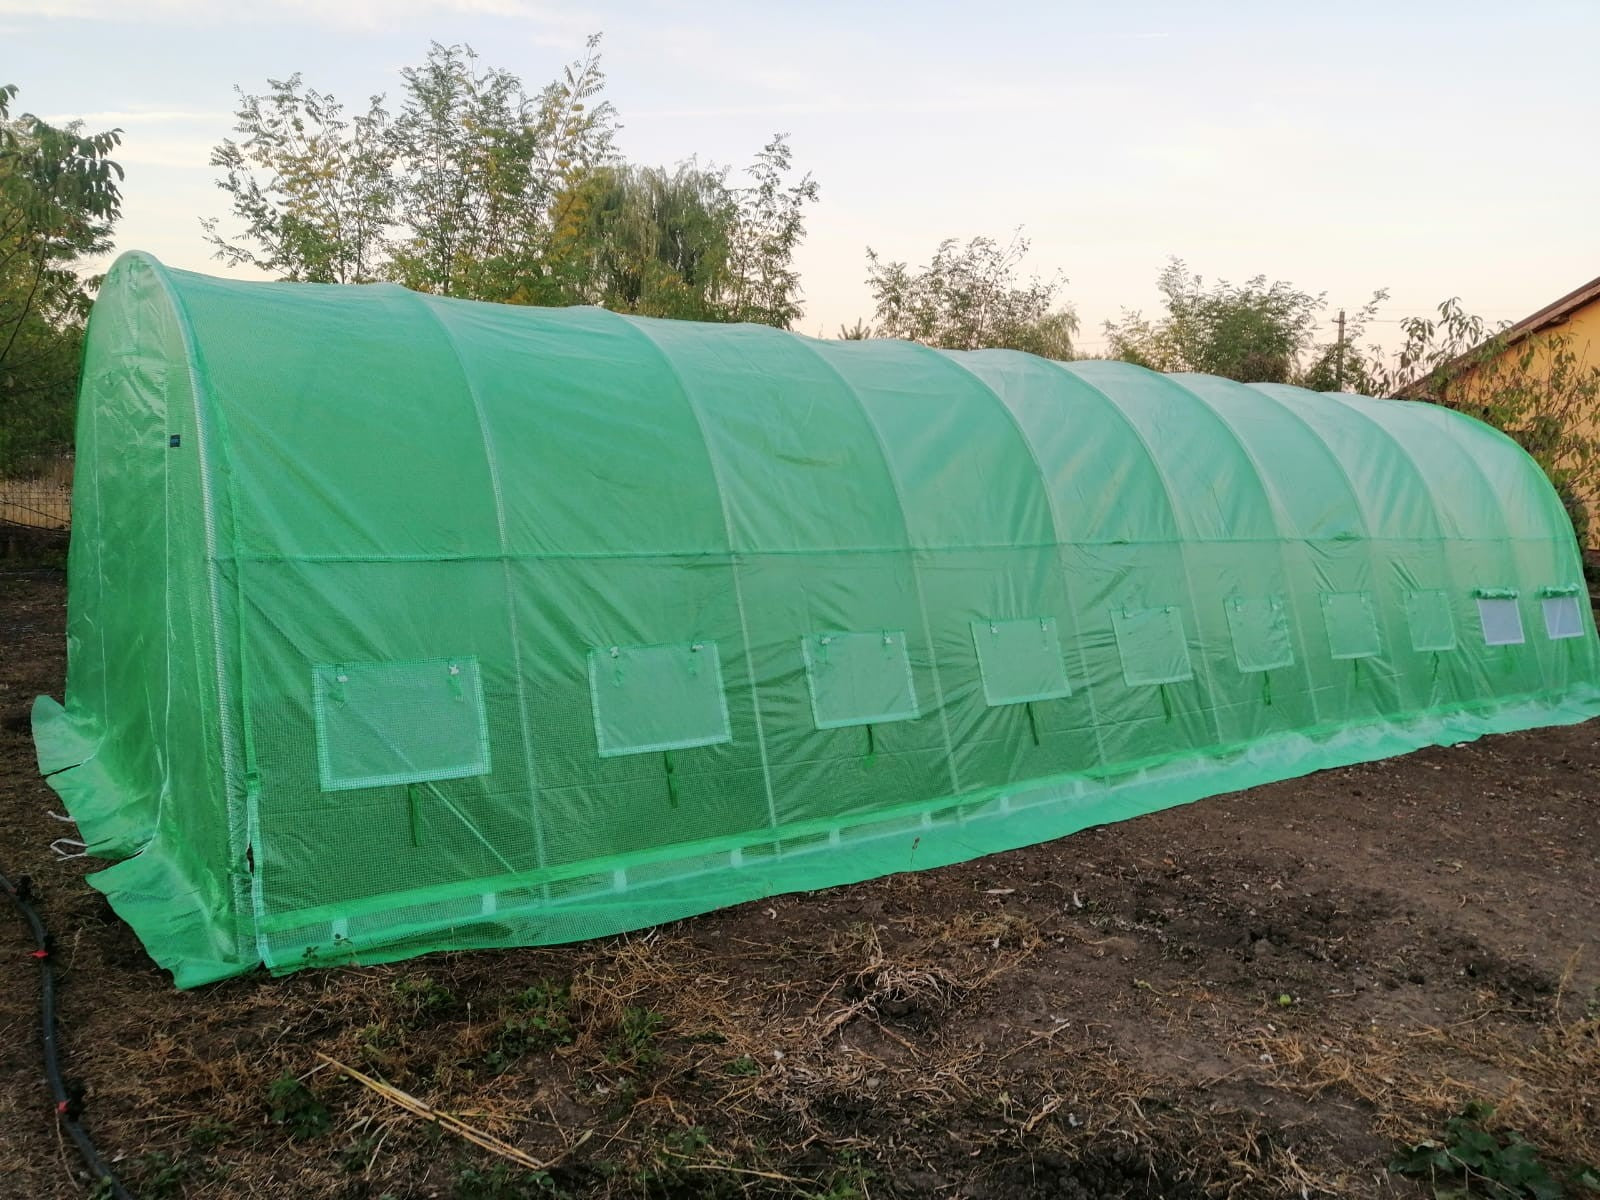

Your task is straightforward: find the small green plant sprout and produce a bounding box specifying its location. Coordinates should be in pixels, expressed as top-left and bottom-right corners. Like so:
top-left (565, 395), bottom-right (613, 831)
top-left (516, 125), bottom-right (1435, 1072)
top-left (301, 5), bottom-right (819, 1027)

top-left (1389, 1102), bottom-right (1600, 1198)
top-left (817, 1149), bottom-right (878, 1200)
top-left (391, 973), bottom-right (453, 1021)
top-left (1277, 993), bottom-right (1294, 1007)
top-left (605, 1006), bottom-right (666, 1067)
top-left (338, 1132), bottom-right (383, 1173)
top-left (722, 1054), bottom-right (760, 1077)
top-left (129, 1151), bottom-right (190, 1199)
top-left (480, 981), bottom-right (575, 1072)
top-left (512, 980), bottom-right (569, 1011)
top-left (187, 1117), bottom-right (233, 1150)
top-left (451, 1161), bottom-right (560, 1199)
top-left (661, 1126), bottom-right (711, 1157)
top-left (266, 1070), bottom-right (332, 1139)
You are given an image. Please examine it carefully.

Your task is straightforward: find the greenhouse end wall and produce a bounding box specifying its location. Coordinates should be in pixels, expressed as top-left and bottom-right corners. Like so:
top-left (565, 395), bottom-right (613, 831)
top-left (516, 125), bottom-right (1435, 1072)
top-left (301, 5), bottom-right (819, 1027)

top-left (35, 252), bottom-right (1600, 987)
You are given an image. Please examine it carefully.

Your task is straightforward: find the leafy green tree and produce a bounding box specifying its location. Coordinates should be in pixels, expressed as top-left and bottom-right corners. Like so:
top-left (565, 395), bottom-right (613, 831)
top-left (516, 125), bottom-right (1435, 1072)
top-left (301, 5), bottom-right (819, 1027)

top-left (207, 39), bottom-right (616, 299)
top-left (0, 84), bottom-right (122, 475)
top-left (387, 38), bottom-right (617, 300)
top-left (208, 42), bottom-right (818, 330)
top-left (539, 134), bottom-right (816, 326)
top-left (863, 232), bottom-right (1077, 357)
top-left (204, 75), bottom-right (394, 283)
top-left (386, 44), bottom-right (520, 296)
top-left (723, 135), bottom-right (818, 329)
top-left (1106, 258), bottom-right (1336, 383)
top-left (548, 161), bottom-right (735, 319)
top-left (1104, 258), bottom-right (1391, 389)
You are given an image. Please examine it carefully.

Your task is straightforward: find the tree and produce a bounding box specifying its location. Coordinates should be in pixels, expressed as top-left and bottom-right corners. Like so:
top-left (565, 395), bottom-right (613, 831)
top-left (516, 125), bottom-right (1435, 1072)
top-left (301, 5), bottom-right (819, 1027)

top-left (387, 38), bottom-right (617, 300)
top-left (208, 43), bottom-right (820, 329)
top-left (548, 160), bottom-right (736, 319)
top-left (206, 39), bottom-right (617, 298)
top-left (1106, 259), bottom-right (1326, 383)
top-left (0, 84), bottom-right (123, 475)
top-left (1374, 299), bottom-right (1600, 544)
top-left (204, 75), bottom-right (394, 284)
top-left (863, 232), bottom-right (1077, 357)
top-left (538, 134), bottom-right (816, 326)
top-left (723, 135), bottom-right (818, 329)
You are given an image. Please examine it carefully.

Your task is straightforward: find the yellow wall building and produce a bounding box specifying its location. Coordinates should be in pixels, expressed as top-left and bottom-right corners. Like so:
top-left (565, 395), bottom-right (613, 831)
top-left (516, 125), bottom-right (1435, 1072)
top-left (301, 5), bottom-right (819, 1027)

top-left (1423, 275), bottom-right (1600, 545)
top-left (1491, 275), bottom-right (1600, 374)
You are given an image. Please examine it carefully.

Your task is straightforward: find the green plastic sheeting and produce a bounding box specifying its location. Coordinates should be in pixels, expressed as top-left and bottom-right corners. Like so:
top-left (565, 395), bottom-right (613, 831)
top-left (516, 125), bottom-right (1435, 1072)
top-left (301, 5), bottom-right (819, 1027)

top-left (34, 252), bottom-right (1600, 988)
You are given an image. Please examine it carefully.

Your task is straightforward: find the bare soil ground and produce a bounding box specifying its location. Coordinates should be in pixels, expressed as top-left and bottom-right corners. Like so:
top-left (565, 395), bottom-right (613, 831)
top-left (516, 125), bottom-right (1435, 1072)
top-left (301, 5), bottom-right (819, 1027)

top-left (2, 566), bottom-right (1597, 1200)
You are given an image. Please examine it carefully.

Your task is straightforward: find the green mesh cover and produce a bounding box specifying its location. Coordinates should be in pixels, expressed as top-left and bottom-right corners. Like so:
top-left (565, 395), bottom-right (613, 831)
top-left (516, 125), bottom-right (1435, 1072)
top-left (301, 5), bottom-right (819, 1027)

top-left (802, 631), bottom-right (919, 729)
top-left (589, 642), bottom-right (732, 756)
top-left (1405, 590), bottom-right (1457, 653)
top-left (971, 618), bottom-right (1072, 705)
top-left (1112, 606), bottom-right (1194, 686)
top-left (1223, 594), bottom-right (1294, 673)
top-left (313, 657), bottom-right (490, 791)
top-left (1321, 591), bottom-right (1382, 660)
top-left (34, 253), bottom-right (1600, 987)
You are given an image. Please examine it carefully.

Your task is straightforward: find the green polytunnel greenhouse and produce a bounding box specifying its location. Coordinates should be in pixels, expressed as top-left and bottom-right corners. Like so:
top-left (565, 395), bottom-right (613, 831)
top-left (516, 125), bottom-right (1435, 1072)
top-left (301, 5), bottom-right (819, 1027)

top-left (33, 250), bottom-right (1600, 987)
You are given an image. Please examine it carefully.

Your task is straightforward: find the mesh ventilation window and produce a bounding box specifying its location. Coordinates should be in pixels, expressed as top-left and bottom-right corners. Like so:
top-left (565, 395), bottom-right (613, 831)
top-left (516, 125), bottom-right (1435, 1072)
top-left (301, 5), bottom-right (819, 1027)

top-left (1475, 597), bottom-right (1525, 647)
top-left (1223, 594), bottom-right (1294, 673)
top-left (313, 657), bottom-right (491, 792)
top-left (1404, 589), bottom-right (1457, 653)
top-left (802, 630), bottom-right (918, 729)
top-left (1320, 591), bottom-right (1381, 660)
top-left (1543, 595), bottom-right (1586, 640)
top-left (970, 617), bottom-right (1072, 706)
top-left (1111, 606), bottom-right (1193, 687)
top-left (587, 641), bottom-right (732, 758)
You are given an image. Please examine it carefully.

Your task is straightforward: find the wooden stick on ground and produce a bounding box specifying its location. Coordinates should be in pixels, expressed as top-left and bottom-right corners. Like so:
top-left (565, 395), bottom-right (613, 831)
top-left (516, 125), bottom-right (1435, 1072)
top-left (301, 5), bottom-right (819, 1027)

top-left (316, 1052), bottom-right (588, 1171)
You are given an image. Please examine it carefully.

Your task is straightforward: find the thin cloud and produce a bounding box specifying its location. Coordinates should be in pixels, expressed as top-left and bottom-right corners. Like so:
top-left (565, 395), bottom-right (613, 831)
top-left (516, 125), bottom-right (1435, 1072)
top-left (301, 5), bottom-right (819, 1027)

top-left (42, 110), bottom-right (230, 125)
top-left (105, 138), bottom-right (219, 169)
top-left (630, 89), bottom-right (1095, 121)
top-left (0, 0), bottom-right (570, 30)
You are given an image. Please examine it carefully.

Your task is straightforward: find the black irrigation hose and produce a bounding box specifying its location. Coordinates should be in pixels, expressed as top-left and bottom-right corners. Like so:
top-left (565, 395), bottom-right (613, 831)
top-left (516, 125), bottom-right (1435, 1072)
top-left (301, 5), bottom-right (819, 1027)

top-left (1, 861), bottom-right (133, 1200)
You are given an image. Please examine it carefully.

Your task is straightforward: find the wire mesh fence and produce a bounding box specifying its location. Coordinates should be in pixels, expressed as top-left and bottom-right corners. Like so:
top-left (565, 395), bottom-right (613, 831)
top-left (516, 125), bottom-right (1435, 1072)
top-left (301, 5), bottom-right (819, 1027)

top-left (0, 455), bottom-right (72, 532)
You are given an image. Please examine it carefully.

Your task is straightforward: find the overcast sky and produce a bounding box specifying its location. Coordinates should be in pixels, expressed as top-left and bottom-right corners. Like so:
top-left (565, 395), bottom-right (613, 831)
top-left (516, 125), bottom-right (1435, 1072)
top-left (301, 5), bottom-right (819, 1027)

top-left (6, 0), bottom-right (1597, 352)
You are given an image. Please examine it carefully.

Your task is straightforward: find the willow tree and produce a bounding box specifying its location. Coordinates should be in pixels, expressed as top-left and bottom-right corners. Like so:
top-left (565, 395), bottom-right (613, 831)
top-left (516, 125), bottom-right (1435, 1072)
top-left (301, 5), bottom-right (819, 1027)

top-left (547, 135), bottom-right (818, 327)
top-left (547, 161), bottom-right (736, 319)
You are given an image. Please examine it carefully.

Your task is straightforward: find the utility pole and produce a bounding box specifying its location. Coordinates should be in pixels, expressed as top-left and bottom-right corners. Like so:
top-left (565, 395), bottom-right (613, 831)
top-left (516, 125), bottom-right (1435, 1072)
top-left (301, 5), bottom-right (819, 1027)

top-left (1334, 309), bottom-right (1346, 392)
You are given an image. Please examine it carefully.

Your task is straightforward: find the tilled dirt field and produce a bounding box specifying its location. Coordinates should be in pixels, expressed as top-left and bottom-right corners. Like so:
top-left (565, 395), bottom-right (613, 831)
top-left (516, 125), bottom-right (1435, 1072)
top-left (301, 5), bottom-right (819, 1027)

top-left (2, 566), bottom-right (1597, 1199)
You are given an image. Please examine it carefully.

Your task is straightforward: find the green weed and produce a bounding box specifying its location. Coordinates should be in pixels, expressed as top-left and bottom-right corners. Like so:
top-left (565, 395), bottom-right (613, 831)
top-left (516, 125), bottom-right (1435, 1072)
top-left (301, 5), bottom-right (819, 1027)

top-left (479, 982), bottom-right (574, 1073)
top-left (1390, 1102), bottom-right (1600, 1198)
top-left (187, 1117), bottom-right (233, 1151)
top-left (266, 1070), bottom-right (332, 1139)
top-left (127, 1151), bottom-right (191, 1199)
top-left (605, 1006), bottom-right (666, 1067)
top-left (391, 973), bottom-right (454, 1022)
top-left (451, 1161), bottom-right (561, 1199)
